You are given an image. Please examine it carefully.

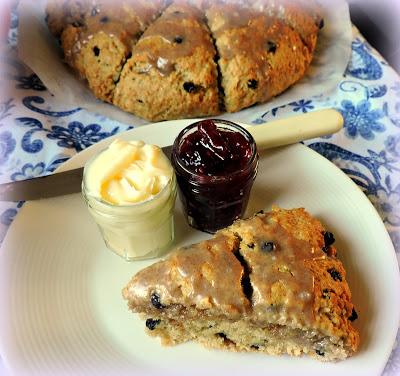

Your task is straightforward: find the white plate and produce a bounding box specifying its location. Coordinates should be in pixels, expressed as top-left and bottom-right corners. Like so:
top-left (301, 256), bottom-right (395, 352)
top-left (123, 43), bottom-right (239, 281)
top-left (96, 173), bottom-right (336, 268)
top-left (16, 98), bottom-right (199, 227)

top-left (0, 120), bottom-right (399, 376)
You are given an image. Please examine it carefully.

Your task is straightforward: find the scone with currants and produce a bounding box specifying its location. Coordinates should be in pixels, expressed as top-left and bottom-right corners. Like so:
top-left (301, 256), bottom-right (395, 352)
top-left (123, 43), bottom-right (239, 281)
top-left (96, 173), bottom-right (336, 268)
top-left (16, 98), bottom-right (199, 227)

top-left (123, 206), bottom-right (359, 362)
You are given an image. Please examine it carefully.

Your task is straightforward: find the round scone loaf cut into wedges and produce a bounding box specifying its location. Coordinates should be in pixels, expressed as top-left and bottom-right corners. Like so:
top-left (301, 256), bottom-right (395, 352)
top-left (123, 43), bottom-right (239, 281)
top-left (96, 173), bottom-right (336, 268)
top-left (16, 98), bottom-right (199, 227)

top-left (113, 3), bottom-right (220, 121)
top-left (122, 206), bottom-right (360, 362)
top-left (46, 0), bottom-right (323, 121)
top-left (251, 0), bottom-right (323, 54)
top-left (58, 0), bottom-right (168, 103)
top-left (206, 3), bottom-right (311, 113)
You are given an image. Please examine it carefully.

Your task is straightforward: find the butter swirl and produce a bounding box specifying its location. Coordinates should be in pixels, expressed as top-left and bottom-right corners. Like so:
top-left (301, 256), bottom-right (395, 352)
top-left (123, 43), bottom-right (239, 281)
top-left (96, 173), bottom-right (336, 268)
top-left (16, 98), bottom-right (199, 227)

top-left (85, 139), bottom-right (173, 205)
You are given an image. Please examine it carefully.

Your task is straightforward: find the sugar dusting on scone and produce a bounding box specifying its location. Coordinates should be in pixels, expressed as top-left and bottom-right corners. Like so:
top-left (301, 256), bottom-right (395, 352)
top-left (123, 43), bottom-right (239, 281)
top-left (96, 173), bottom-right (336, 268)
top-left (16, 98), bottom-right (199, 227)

top-left (123, 206), bottom-right (359, 362)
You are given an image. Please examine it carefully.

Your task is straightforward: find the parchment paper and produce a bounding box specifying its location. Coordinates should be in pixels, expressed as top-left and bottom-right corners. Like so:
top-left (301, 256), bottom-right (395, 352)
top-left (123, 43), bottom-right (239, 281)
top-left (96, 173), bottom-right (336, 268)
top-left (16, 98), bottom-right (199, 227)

top-left (17, 0), bottom-right (353, 126)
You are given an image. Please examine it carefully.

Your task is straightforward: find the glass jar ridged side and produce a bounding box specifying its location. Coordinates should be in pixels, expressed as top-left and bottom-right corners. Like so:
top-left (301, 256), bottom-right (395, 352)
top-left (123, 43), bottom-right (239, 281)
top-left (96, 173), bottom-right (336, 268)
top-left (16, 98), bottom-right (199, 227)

top-left (82, 158), bottom-right (177, 261)
top-left (171, 119), bottom-right (258, 233)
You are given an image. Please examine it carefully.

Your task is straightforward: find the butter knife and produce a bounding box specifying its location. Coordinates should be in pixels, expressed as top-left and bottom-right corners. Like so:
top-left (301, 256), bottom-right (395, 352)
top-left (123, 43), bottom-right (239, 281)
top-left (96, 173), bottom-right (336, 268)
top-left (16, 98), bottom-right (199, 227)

top-left (0, 109), bottom-right (343, 201)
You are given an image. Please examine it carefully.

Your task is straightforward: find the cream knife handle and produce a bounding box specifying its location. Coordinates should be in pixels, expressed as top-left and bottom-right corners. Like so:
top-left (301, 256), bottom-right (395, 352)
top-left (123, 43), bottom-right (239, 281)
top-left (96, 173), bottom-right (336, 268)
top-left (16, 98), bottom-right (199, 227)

top-left (243, 108), bottom-right (343, 150)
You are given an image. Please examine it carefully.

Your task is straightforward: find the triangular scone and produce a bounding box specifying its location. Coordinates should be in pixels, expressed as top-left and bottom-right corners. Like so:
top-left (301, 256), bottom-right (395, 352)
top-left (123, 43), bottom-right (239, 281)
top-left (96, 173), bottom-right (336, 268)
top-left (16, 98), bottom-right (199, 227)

top-left (59, 0), bottom-right (167, 102)
top-left (205, 4), bottom-right (311, 113)
top-left (123, 207), bottom-right (359, 362)
top-left (113, 3), bottom-right (220, 121)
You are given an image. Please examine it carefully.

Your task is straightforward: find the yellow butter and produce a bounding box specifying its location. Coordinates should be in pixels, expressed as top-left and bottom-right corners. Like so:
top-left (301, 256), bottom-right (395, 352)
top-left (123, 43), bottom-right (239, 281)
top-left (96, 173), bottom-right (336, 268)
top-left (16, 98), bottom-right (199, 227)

top-left (85, 139), bottom-right (173, 205)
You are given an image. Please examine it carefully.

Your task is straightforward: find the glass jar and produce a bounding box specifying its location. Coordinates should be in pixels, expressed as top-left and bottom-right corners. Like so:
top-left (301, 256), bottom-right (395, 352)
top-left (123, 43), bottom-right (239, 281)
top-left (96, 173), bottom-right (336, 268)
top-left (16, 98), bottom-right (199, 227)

top-left (171, 119), bottom-right (258, 233)
top-left (82, 155), bottom-right (177, 261)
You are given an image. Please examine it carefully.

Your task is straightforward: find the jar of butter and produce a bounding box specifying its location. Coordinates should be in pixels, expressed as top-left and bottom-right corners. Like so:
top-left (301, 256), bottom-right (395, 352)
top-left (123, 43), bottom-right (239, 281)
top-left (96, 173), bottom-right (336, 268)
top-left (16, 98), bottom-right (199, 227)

top-left (82, 139), bottom-right (177, 261)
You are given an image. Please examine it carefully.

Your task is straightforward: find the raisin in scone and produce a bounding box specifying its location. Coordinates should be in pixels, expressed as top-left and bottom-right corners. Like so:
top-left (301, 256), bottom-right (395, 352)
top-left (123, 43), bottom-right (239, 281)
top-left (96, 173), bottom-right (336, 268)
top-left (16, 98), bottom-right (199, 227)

top-left (113, 3), bottom-right (220, 121)
top-left (206, 4), bottom-right (310, 113)
top-left (123, 207), bottom-right (359, 362)
top-left (59, 0), bottom-right (166, 102)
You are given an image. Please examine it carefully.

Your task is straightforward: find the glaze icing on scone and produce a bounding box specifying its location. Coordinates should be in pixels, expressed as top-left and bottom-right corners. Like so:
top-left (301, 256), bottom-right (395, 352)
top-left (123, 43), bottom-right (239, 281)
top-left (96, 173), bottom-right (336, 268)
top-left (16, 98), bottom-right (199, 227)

top-left (45, 0), bottom-right (95, 38)
top-left (57, 0), bottom-right (168, 102)
top-left (122, 207), bottom-right (359, 362)
top-left (46, 0), bottom-right (322, 121)
top-left (252, 0), bottom-right (322, 53)
top-left (113, 3), bottom-right (220, 121)
top-left (206, 3), bottom-right (310, 112)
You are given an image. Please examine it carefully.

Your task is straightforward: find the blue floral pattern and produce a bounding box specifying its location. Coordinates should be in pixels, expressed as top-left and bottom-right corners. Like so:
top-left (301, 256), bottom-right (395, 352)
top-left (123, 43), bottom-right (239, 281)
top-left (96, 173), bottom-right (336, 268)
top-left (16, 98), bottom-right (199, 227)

top-left (15, 73), bottom-right (46, 91)
top-left (0, 20), bottom-right (399, 375)
top-left (47, 122), bottom-right (119, 151)
top-left (14, 117), bottom-right (120, 153)
top-left (289, 99), bottom-right (315, 113)
top-left (0, 131), bottom-right (16, 166)
top-left (338, 100), bottom-right (385, 140)
top-left (0, 99), bottom-right (16, 123)
top-left (369, 189), bottom-right (400, 226)
top-left (346, 39), bottom-right (383, 80)
top-left (0, 207), bottom-right (18, 226)
top-left (22, 96), bottom-right (81, 117)
top-left (11, 162), bottom-right (46, 181)
top-left (385, 134), bottom-right (400, 158)
top-left (391, 82), bottom-right (400, 97)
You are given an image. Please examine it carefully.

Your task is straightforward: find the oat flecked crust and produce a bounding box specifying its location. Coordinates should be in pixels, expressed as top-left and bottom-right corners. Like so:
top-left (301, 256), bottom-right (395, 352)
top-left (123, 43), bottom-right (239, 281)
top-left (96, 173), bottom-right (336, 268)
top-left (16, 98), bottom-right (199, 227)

top-left (122, 206), bottom-right (360, 362)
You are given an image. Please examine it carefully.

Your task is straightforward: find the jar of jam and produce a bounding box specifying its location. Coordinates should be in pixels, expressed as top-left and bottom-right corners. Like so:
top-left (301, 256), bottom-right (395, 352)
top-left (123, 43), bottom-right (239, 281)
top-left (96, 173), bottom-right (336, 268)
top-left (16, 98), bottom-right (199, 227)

top-left (171, 119), bottom-right (258, 233)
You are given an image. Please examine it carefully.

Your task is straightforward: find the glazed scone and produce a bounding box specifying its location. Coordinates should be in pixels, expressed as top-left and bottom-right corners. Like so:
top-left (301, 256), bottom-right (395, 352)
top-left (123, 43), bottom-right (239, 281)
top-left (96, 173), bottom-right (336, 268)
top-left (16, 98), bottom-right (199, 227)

top-left (251, 0), bottom-right (322, 54)
top-left (183, 0), bottom-right (322, 54)
top-left (123, 207), bottom-right (359, 362)
top-left (206, 4), bottom-right (311, 113)
top-left (58, 0), bottom-right (166, 102)
top-left (45, 0), bottom-right (95, 38)
top-left (113, 3), bottom-right (220, 121)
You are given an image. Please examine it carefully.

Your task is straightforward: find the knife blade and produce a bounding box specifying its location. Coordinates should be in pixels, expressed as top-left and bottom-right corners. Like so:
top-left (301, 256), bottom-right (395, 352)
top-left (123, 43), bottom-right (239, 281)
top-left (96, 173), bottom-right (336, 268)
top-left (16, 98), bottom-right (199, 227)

top-left (0, 145), bottom-right (172, 202)
top-left (0, 167), bottom-right (85, 202)
top-left (0, 109), bottom-right (343, 202)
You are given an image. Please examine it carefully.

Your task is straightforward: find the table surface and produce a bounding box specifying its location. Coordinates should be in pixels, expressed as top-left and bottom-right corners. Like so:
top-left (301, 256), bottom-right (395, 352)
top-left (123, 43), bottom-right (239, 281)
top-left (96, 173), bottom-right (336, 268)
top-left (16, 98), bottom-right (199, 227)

top-left (0, 5), bottom-right (399, 376)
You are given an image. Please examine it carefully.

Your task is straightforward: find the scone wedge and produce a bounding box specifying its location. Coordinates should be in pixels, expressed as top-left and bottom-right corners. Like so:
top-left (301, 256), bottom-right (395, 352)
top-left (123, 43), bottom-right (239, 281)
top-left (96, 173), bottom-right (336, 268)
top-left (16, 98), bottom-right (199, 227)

top-left (205, 4), bottom-right (311, 113)
top-left (122, 207), bottom-right (359, 362)
top-left (58, 0), bottom-right (167, 102)
top-left (113, 3), bottom-right (220, 121)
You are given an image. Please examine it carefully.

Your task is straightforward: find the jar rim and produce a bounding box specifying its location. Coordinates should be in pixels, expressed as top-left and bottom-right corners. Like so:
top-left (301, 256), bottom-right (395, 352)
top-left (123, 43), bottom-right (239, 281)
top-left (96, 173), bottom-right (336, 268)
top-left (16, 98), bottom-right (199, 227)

top-left (171, 119), bottom-right (258, 184)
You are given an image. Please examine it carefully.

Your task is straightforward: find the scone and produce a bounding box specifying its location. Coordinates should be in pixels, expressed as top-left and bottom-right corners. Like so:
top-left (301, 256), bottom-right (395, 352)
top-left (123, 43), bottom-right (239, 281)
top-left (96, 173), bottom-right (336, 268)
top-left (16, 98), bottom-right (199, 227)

top-left (113, 3), bottom-right (220, 121)
top-left (123, 206), bottom-right (359, 362)
top-left (206, 4), bottom-right (311, 113)
top-left (45, 0), bottom-right (95, 38)
top-left (59, 0), bottom-right (166, 102)
top-left (251, 0), bottom-right (323, 54)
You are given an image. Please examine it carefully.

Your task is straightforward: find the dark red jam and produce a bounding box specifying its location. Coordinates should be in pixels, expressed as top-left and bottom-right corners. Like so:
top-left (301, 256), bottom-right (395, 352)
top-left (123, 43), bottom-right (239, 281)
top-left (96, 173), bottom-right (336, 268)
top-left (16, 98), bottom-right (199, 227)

top-left (179, 120), bottom-right (253, 176)
top-left (171, 119), bottom-right (258, 233)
